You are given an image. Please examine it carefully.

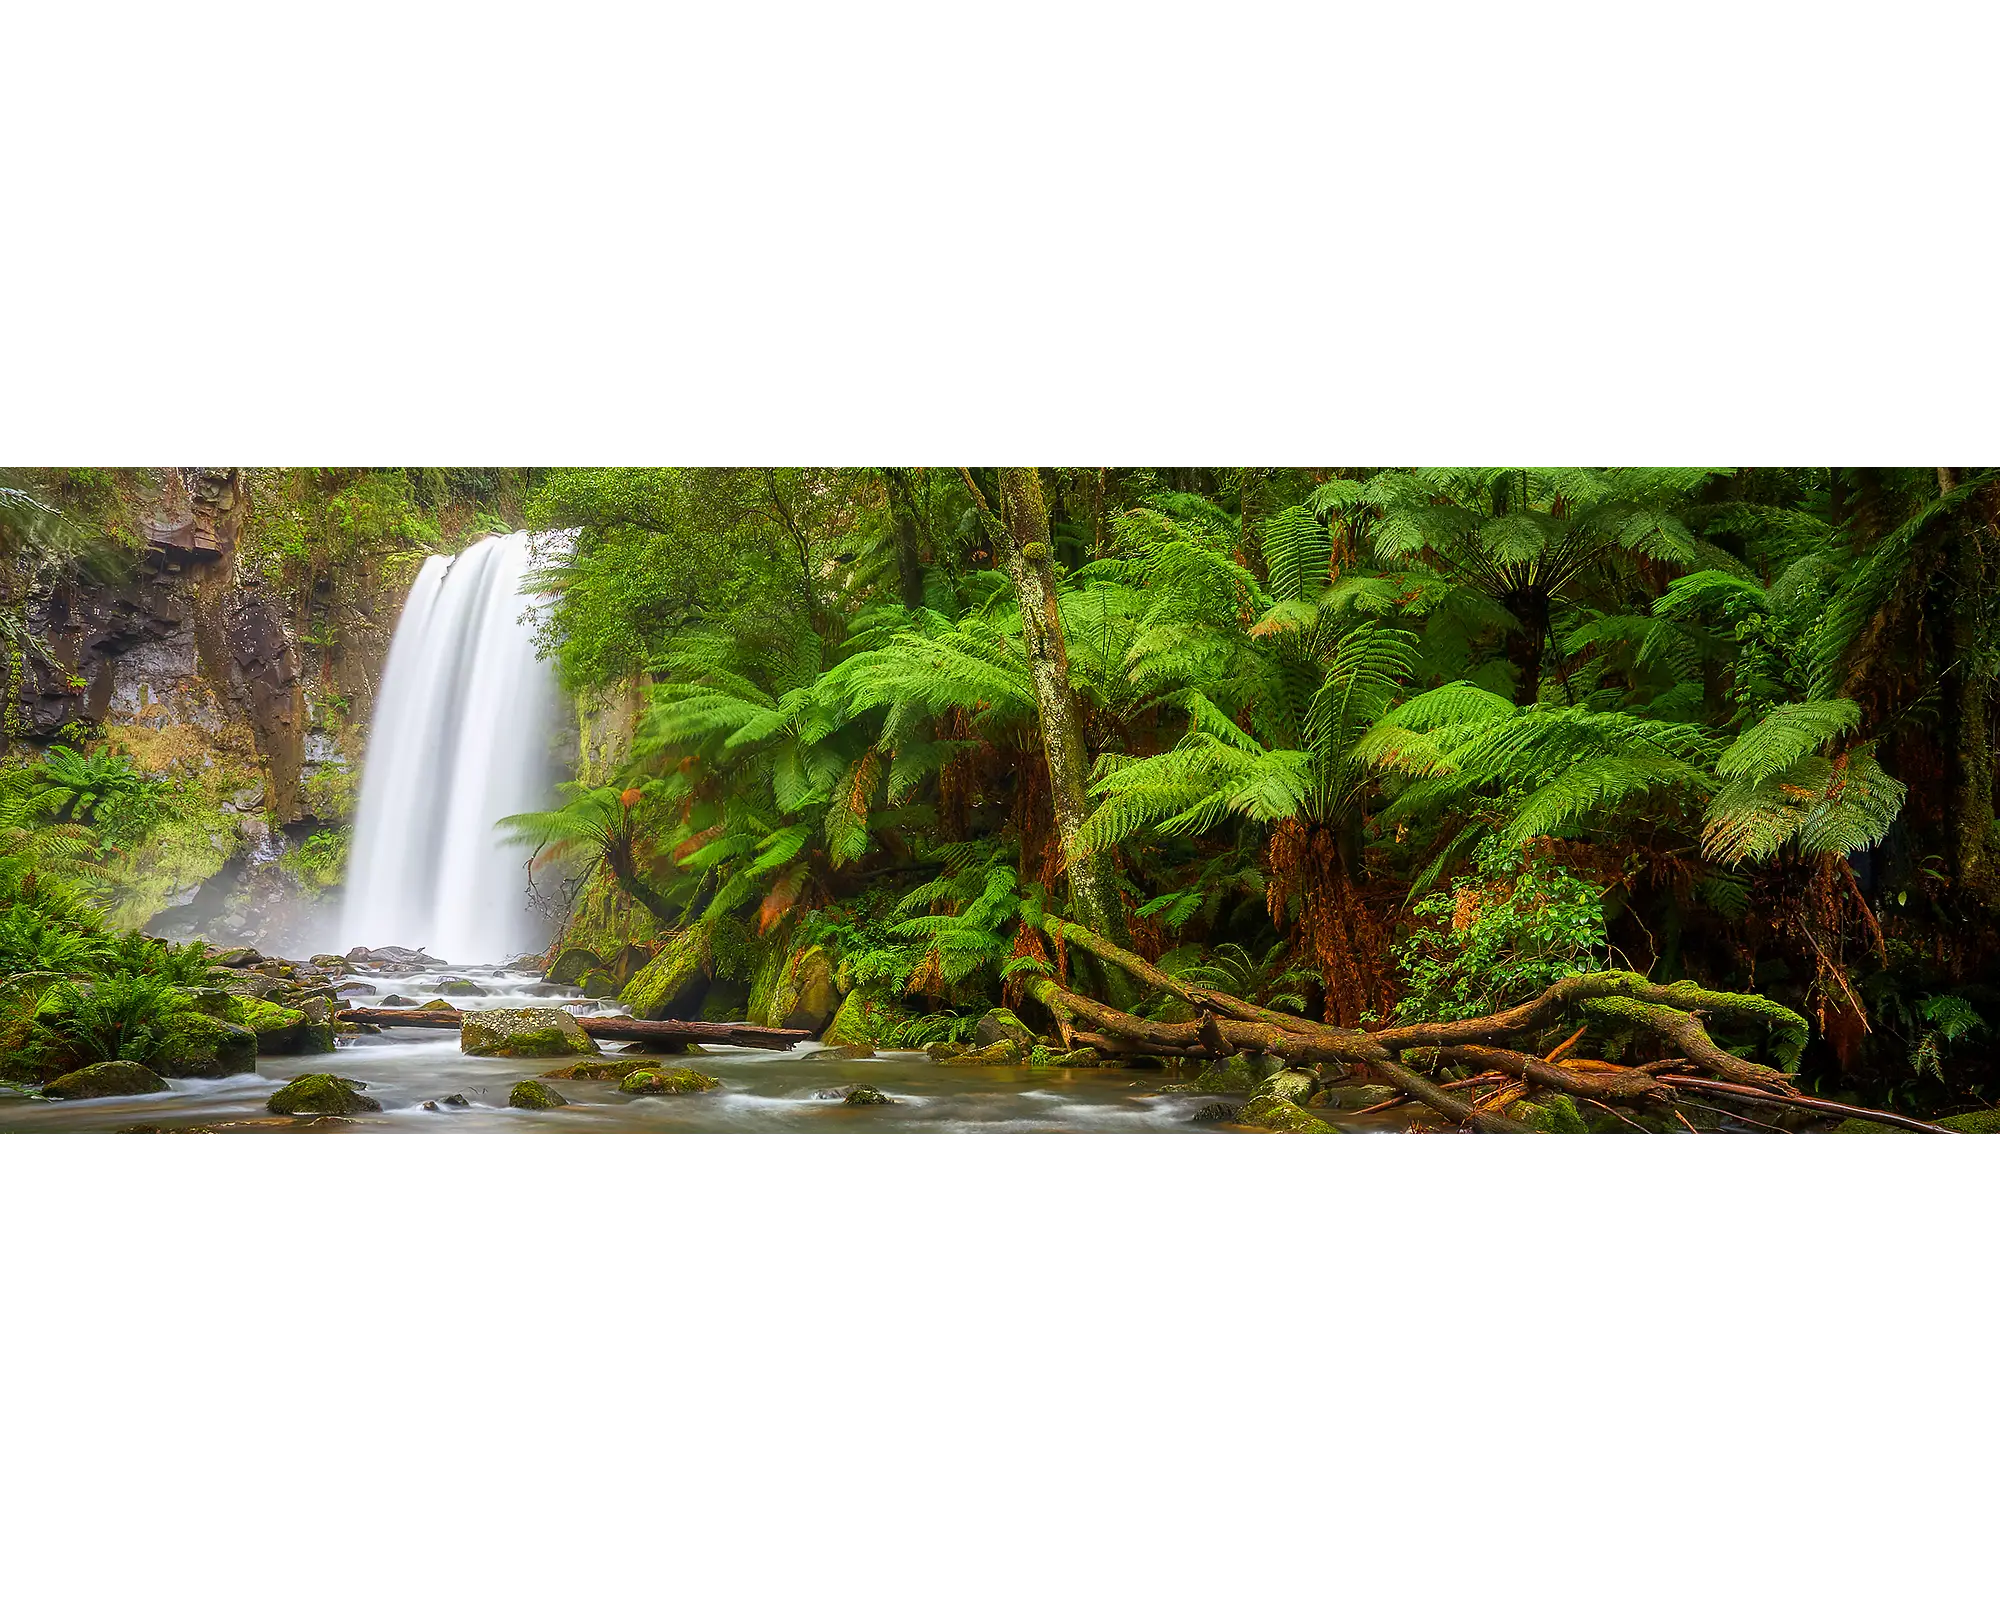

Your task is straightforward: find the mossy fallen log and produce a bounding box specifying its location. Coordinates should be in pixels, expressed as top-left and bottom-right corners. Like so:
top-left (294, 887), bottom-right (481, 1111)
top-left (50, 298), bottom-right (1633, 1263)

top-left (333, 1007), bottom-right (810, 1049)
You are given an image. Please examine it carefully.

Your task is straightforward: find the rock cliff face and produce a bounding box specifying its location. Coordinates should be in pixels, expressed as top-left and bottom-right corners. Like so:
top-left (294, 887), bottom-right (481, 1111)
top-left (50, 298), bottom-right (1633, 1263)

top-left (4, 469), bottom-right (414, 948)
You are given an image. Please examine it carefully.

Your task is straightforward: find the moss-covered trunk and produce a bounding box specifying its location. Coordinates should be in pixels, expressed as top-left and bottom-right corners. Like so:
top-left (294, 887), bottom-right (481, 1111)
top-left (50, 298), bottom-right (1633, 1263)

top-left (1939, 469), bottom-right (1999, 908)
top-left (991, 469), bottom-right (1128, 957)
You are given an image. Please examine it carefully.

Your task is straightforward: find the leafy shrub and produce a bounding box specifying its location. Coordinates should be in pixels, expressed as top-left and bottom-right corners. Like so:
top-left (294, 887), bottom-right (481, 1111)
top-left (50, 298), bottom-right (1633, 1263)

top-left (1394, 837), bottom-right (1609, 1022)
top-left (0, 902), bottom-right (104, 977)
top-left (96, 931), bottom-right (214, 984)
top-left (287, 828), bottom-right (349, 896)
top-left (33, 972), bottom-right (190, 1065)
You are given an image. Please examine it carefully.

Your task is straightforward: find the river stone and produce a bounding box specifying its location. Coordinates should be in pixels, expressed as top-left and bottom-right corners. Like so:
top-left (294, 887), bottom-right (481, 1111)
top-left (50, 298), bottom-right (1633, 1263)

top-left (546, 947), bottom-right (602, 987)
top-left (460, 1007), bottom-right (598, 1058)
top-left (419, 998), bottom-right (457, 1012)
top-left (438, 979), bottom-right (488, 997)
top-left (816, 1083), bottom-right (894, 1106)
top-left (44, 1060), bottom-right (172, 1099)
top-left (269, 1074), bottom-right (381, 1115)
top-left (212, 947), bottom-right (262, 968)
top-left (222, 970), bottom-right (287, 1000)
top-left (1259, 1069), bottom-right (1317, 1106)
top-left (1237, 1094), bottom-right (1336, 1133)
top-left (973, 1007), bottom-right (1037, 1049)
top-left (508, 1080), bottom-right (568, 1110)
top-left (620, 1065), bottom-right (720, 1096)
top-left (540, 1060), bottom-right (637, 1080)
top-left (155, 1012), bottom-right (259, 1077)
top-left (224, 995), bottom-right (335, 1055)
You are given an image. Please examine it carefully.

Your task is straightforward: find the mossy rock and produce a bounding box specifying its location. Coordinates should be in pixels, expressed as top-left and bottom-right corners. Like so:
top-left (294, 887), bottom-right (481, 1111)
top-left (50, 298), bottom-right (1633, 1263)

top-left (44, 1060), bottom-right (172, 1099)
top-left (1026, 1046), bottom-right (1104, 1069)
top-left (700, 979), bottom-right (749, 1022)
top-left (546, 947), bottom-right (604, 987)
top-left (154, 1012), bottom-right (259, 1078)
top-left (619, 933), bottom-right (710, 1021)
top-left (1258, 1069), bottom-right (1317, 1106)
top-left (268, 1073), bottom-right (381, 1115)
top-left (578, 969), bottom-right (621, 999)
top-left (1517, 1094), bottom-right (1590, 1134)
top-left (820, 1084), bottom-right (893, 1106)
top-left (418, 998), bottom-right (457, 1012)
top-left (767, 944), bottom-right (837, 1033)
top-left (223, 995), bottom-right (335, 1055)
top-left (508, 1080), bottom-right (568, 1110)
top-left (1237, 1094), bottom-right (1336, 1133)
top-left (973, 1007), bottom-right (1037, 1049)
top-left (540, 1060), bottom-right (638, 1081)
top-left (1939, 1109), bottom-right (2000, 1133)
top-left (1189, 1056), bottom-right (1264, 1095)
top-left (822, 989), bottom-right (914, 1050)
top-left (621, 1065), bottom-right (721, 1096)
top-left (461, 1007), bottom-right (598, 1058)
top-left (438, 979), bottom-right (489, 997)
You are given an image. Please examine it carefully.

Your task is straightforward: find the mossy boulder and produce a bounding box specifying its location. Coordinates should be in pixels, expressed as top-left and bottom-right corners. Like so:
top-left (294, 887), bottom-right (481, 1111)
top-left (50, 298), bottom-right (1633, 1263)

top-left (822, 990), bottom-right (913, 1051)
top-left (268, 1074), bottom-right (380, 1115)
top-left (438, 979), bottom-right (488, 997)
top-left (461, 1007), bottom-right (598, 1058)
top-left (44, 1060), bottom-right (172, 1099)
top-left (579, 969), bottom-right (621, 999)
top-left (1238, 1094), bottom-right (1336, 1133)
top-left (1259, 1069), bottom-right (1318, 1106)
top-left (767, 944), bottom-right (837, 1033)
top-left (1026, 1046), bottom-right (1104, 1069)
top-left (224, 995), bottom-right (335, 1055)
top-left (545, 946), bottom-right (604, 987)
top-left (973, 1007), bottom-right (1037, 1049)
top-left (619, 934), bottom-right (710, 1021)
top-left (1188, 1056), bottom-right (1265, 1095)
top-left (508, 1080), bottom-right (568, 1110)
top-left (418, 998), bottom-right (457, 1012)
top-left (621, 1065), bottom-right (721, 1096)
top-left (540, 1060), bottom-right (638, 1081)
top-left (817, 1084), bottom-right (893, 1106)
top-left (154, 1012), bottom-right (259, 1078)
top-left (1939, 1109), bottom-right (2000, 1133)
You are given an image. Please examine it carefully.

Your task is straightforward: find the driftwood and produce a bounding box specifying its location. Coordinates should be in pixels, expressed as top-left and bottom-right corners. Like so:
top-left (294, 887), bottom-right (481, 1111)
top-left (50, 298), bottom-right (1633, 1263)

top-left (335, 1007), bottom-right (811, 1050)
top-left (1019, 914), bottom-right (1954, 1135)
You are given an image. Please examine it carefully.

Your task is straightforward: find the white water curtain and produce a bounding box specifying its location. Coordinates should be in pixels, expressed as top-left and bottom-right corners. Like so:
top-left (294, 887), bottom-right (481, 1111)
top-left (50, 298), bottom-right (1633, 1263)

top-left (339, 533), bottom-right (561, 961)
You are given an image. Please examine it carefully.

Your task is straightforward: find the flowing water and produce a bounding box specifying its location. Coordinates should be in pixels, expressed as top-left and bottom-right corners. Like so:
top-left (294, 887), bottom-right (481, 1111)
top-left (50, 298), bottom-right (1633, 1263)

top-left (339, 532), bottom-right (562, 963)
top-left (0, 964), bottom-right (1286, 1134)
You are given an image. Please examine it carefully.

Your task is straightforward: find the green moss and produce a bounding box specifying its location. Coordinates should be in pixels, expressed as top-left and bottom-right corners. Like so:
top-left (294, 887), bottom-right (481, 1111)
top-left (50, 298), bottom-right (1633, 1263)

top-left (972, 1007), bottom-right (1036, 1048)
top-left (1259, 1069), bottom-right (1317, 1106)
top-left (268, 1073), bottom-right (380, 1115)
top-left (822, 989), bottom-right (912, 1050)
top-left (1518, 1094), bottom-right (1590, 1134)
top-left (540, 1060), bottom-right (637, 1081)
top-left (1938, 1109), bottom-right (2000, 1133)
top-left (1238, 1094), bottom-right (1336, 1133)
top-left (621, 1065), bottom-right (721, 1096)
top-left (546, 946), bottom-right (604, 986)
top-left (1189, 1056), bottom-right (1263, 1094)
top-left (619, 930), bottom-right (710, 1021)
top-left (460, 1007), bottom-right (598, 1058)
top-left (508, 1080), bottom-right (568, 1110)
top-left (1831, 1117), bottom-right (1901, 1134)
top-left (44, 1060), bottom-right (171, 1099)
top-left (841, 1085), bottom-right (893, 1106)
top-left (767, 944), bottom-right (837, 1031)
top-left (154, 1012), bottom-right (258, 1077)
top-left (222, 994), bottom-right (333, 1055)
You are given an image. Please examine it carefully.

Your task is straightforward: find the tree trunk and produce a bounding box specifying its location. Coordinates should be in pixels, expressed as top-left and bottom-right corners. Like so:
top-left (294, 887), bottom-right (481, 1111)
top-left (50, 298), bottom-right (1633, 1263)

top-left (1939, 469), bottom-right (1999, 907)
top-left (981, 469), bottom-right (1129, 958)
top-left (885, 468), bottom-right (927, 611)
top-left (1503, 587), bottom-right (1550, 706)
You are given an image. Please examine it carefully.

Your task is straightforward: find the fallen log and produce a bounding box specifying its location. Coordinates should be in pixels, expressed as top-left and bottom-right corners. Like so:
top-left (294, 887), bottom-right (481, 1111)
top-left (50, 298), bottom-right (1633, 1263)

top-left (335, 1007), bottom-right (812, 1049)
top-left (1654, 1075), bottom-right (1957, 1134)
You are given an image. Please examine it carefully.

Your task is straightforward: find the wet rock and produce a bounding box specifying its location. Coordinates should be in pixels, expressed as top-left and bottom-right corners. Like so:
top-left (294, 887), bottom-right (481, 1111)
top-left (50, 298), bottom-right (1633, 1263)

top-left (268, 1073), bottom-right (381, 1115)
top-left (333, 980), bottom-right (376, 995)
top-left (154, 1012), bottom-right (259, 1077)
top-left (460, 1007), bottom-right (598, 1058)
top-left (579, 969), bottom-right (622, 999)
top-left (212, 946), bottom-right (262, 968)
top-left (546, 947), bottom-right (603, 987)
top-left (816, 1084), bottom-right (894, 1106)
top-left (1188, 1056), bottom-right (1266, 1095)
top-left (620, 1065), bottom-right (721, 1096)
top-left (224, 995), bottom-right (335, 1055)
top-left (1258, 1069), bottom-right (1318, 1106)
top-left (222, 970), bottom-right (287, 1000)
top-left (44, 1060), bottom-right (172, 1099)
top-left (1237, 1094), bottom-right (1336, 1133)
top-left (973, 1007), bottom-right (1037, 1049)
top-left (380, 994), bottom-right (417, 1007)
top-left (1321, 1084), bottom-right (1406, 1111)
top-left (540, 1060), bottom-right (635, 1080)
top-left (438, 979), bottom-right (488, 997)
top-left (508, 1080), bottom-right (568, 1110)
top-left (1189, 1100), bottom-right (1240, 1123)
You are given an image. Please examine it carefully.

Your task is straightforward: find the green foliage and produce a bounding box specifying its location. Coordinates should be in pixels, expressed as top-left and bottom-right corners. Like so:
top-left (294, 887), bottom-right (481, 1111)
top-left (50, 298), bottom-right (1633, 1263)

top-left (33, 972), bottom-right (191, 1066)
top-left (287, 829), bottom-right (349, 896)
top-left (1395, 837), bottom-right (1609, 1022)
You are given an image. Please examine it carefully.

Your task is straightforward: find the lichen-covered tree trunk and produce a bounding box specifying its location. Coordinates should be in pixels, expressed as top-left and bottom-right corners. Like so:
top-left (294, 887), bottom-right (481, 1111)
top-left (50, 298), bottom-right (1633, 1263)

top-left (991, 469), bottom-right (1128, 954)
top-left (1938, 469), bottom-right (2000, 908)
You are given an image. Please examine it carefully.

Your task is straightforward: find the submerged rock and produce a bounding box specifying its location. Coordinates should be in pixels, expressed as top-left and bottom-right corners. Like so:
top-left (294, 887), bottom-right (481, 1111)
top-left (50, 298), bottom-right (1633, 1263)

top-left (508, 1080), bottom-right (568, 1110)
top-left (460, 1007), bottom-right (598, 1058)
top-left (438, 979), bottom-right (489, 997)
top-left (44, 1060), bottom-right (172, 1099)
top-left (620, 1065), bottom-right (721, 1096)
top-left (268, 1074), bottom-right (381, 1115)
top-left (822, 1084), bottom-right (894, 1106)
top-left (154, 1012), bottom-right (259, 1078)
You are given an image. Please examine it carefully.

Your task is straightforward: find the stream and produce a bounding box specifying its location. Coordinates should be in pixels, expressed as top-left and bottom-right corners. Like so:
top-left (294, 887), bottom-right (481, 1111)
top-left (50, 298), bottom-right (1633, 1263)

top-left (0, 963), bottom-right (1385, 1134)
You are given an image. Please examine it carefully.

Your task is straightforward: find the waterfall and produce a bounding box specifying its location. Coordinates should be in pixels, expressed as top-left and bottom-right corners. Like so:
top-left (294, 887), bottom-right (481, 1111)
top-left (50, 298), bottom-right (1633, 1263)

top-left (339, 532), bottom-right (563, 962)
